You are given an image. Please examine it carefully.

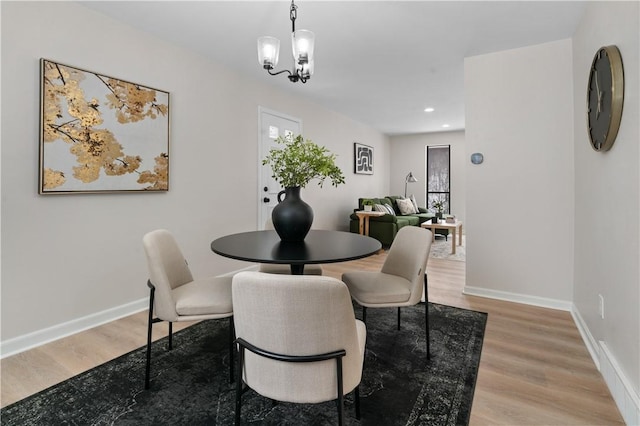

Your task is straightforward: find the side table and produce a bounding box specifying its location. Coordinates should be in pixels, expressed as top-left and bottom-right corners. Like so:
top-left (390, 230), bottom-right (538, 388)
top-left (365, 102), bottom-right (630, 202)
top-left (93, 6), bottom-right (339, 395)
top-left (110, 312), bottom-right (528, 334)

top-left (421, 220), bottom-right (463, 254)
top-left (354, 210), bottom-right (385, 236)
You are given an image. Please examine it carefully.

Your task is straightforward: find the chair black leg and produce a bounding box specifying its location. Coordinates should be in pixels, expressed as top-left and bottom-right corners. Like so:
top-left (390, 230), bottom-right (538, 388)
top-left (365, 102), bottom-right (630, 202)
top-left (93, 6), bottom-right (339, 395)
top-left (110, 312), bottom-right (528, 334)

top-left (336, 357), bottom-right (344, 426)
top-left (168, 322), bottom-right (173, 350)
top-left (229, 316), bottom-right (235, 383)
top-left (355, 385), bottom-right (361, 420)
top-left (397, 307), bottom-right (401, 330)
top-left (424, 274), bottom-right (430, 359)
top-left (362, 306), bottom-right (367, 324)
top-left (145, 284), bottom-right (155, 390)
top-left (235, 345), bottom-right (244, 426)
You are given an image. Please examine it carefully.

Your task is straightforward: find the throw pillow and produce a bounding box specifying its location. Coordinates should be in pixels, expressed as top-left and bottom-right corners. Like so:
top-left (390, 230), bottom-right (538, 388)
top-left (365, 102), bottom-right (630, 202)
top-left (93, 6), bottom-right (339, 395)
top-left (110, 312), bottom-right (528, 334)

top-left (396, 197), bottom-right (417, 215)
top-left (374, 204), bottom-right (388, 214)
top-left (410, 194), bottom-right (419, 212)
top-left (383, 203), bottom-right (396, 216)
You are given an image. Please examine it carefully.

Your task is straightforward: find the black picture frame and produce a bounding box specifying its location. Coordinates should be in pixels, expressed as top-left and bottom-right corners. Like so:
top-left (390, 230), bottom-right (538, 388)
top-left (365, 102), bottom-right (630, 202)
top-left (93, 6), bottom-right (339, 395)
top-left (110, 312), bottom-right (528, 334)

top-left (354, 142), bottom-right (373, 175)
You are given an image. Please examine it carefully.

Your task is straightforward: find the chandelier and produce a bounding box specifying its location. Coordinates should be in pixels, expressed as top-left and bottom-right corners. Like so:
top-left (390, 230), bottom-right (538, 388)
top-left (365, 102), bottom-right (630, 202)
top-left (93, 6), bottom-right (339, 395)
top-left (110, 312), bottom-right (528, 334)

top-left (257, 0), bottom-right (315, 83)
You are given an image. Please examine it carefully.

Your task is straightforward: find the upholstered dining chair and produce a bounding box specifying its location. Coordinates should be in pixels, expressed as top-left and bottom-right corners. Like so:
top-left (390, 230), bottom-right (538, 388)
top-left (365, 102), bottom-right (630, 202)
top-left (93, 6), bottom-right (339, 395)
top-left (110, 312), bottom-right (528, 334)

top-left (232, 271), bottom-right (366, 426)
top-left (341, 226), bottom-right (433, 358)
top-left (142, 229), bottom-right (234, 389)
top-left (259, 218), bottom-right (323, 275)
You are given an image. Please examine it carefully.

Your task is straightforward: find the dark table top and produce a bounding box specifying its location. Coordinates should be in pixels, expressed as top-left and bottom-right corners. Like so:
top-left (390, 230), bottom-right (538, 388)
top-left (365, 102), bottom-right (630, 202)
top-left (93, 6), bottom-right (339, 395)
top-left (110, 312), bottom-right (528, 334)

top-left (211, 230), bottom-right (381, 266)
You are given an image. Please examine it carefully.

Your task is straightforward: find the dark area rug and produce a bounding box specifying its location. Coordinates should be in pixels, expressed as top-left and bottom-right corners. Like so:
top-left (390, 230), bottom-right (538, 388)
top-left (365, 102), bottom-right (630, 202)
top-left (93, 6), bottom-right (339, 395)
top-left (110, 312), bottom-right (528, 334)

top-left (2, 303), bottom-right (487, 425)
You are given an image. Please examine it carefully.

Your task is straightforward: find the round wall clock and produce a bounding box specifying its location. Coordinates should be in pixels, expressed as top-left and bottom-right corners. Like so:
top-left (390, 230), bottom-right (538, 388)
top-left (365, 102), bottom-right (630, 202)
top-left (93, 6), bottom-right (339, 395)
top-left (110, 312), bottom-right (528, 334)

top-left (586, 45), bottom-right (624, 152)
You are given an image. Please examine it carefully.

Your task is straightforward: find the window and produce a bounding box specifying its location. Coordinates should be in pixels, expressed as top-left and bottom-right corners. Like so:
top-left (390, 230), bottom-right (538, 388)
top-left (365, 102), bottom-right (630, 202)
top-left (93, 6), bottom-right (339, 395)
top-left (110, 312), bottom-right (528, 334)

top-left (426, 145), bottom-right (450, 214)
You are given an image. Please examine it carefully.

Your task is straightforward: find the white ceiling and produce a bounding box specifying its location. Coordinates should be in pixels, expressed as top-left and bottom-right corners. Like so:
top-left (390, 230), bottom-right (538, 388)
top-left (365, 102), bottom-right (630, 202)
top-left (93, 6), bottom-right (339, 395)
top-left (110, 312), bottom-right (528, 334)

top-left (80, 1), bottom-right (586, 136)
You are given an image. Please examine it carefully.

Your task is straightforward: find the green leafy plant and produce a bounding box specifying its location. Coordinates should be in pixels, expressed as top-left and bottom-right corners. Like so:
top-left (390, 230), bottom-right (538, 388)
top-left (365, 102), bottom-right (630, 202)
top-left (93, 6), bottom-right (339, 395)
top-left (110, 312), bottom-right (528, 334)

top-left (262, 135), bottom-right (345, 188)
top-left (362, 199), bottom-right (374, 206)
top-left (431, 199), bottom-right (445, 214)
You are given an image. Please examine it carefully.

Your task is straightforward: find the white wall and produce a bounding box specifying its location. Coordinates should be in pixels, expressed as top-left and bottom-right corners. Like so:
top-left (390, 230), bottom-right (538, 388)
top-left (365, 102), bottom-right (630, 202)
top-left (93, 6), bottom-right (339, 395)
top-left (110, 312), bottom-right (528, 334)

top-left (464, 39), bottom-right (575, 305)
top-left (0, 1), bottom-right (389, 347)
top-left (390, 131), bottom-right (466, 224)
top-left (572, 2), bottom-right (639, 422)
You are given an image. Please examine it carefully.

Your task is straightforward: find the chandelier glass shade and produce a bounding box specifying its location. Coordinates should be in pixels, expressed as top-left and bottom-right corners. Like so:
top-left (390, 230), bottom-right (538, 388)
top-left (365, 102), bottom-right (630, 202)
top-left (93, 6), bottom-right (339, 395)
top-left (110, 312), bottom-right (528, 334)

top-left (257, 36), bottom-right (280, 69)
top-left (257, 1), bottom-right (315, 83)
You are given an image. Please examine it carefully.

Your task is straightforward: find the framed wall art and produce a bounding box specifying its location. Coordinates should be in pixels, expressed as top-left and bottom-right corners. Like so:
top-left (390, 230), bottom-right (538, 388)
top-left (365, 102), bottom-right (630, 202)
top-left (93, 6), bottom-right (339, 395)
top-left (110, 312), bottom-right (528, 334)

top-left (39, 59), bottom-right (170, 194)
top-left (354, 142), bottom-right (373, 175)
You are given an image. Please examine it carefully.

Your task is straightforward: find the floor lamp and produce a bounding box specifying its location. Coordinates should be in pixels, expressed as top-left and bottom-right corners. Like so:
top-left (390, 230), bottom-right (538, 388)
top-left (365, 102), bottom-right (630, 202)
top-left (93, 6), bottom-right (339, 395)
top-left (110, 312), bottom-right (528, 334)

top-left (404, 172), bottom-right (418, 197)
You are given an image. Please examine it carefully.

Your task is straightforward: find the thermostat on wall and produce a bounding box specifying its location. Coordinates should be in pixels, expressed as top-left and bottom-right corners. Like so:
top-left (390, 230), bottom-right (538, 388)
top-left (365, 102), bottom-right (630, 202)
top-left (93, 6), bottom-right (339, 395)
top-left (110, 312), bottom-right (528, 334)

top-left (470, 153), bottom-right (484, 164)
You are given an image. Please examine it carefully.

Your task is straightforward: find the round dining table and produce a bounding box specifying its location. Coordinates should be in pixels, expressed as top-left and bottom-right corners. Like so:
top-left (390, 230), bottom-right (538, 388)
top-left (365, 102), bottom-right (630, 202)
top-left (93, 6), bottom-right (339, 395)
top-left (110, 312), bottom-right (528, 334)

top-left (211, 229), bottom-right (382, 275)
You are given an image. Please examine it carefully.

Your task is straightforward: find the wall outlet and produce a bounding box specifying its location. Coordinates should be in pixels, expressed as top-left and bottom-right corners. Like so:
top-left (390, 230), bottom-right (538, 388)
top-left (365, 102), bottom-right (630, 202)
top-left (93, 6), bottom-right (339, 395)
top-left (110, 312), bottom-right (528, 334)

top-left (598, 294), bottom-right (605, 319)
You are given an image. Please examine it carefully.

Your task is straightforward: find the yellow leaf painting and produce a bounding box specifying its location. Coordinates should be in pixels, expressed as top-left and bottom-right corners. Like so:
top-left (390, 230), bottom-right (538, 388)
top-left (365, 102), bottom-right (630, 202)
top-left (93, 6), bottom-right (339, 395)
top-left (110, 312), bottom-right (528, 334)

top-left (40, 59), bottom-right (169, 193)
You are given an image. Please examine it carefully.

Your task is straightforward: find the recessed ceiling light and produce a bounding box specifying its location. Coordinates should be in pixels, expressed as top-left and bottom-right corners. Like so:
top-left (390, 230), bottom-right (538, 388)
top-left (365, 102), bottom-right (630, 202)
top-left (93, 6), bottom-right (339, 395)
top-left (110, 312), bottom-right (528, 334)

top-left (424, 107), bottom-right (435, 112)
top-left (442, 124), bottom-right (450, 128)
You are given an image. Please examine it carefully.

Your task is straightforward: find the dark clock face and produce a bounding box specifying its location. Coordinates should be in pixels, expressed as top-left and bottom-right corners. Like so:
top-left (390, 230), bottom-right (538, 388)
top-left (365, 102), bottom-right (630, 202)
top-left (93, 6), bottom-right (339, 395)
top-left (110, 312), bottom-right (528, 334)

top-left (587, 46), bottom-right (624, 152)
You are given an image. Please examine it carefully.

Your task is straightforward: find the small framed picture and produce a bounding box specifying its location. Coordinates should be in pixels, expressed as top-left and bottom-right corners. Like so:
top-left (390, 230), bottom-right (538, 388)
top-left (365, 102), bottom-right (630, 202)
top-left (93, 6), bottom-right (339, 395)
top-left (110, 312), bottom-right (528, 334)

top-left (354, 143), bottom-right (373, 175)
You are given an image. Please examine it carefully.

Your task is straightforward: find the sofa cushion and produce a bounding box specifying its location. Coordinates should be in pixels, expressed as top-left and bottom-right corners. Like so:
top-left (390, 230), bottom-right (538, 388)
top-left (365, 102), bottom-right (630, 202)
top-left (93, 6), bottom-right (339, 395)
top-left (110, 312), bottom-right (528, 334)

top-left (396, 197), bottom-right (418, 215)
top-left (374, 203), bottom-right (395, 216)
top-left (410, 194), bottom-right (419, 212)
top-left (385, 196), bottom-right (403, 215)
top-left (378, 197), bottom-right (395, 210)
top-left (405, 212), bottom-right (434, 224)
top-left (369, 214), bottom-right (398, 223)
top-left (383, 203), bottom-right (396, 215)
top-left (374, 203), bottom-right (389, 214)
top-left (396, 216), bottom-right (419, 227)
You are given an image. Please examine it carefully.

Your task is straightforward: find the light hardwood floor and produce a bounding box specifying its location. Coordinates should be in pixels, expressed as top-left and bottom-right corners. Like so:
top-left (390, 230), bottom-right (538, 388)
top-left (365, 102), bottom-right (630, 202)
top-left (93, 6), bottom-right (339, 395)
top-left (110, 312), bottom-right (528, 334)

top-left (1, 254), bottom-right (624, 424)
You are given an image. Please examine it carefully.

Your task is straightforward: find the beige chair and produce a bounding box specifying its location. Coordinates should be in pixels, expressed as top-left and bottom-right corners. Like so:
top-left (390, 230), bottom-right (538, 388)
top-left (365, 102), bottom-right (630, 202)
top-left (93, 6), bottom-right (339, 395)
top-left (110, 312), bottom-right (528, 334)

top-left (232, 271), bottom-right (366, 425)
top-left (142, 229), bottom-right (234, 389)
top-left (341, 226), bottom-right (433, 358)
top-left (259, 218), bottom-right (323, 275)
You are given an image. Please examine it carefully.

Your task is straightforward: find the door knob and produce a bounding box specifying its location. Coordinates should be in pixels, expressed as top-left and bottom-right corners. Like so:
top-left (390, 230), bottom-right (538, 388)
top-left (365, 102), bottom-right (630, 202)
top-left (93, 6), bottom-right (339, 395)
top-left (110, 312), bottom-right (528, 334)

top-left (263, 186), bottom-right (268, 192)
top-left (263, 197), bottom-right (270, 203)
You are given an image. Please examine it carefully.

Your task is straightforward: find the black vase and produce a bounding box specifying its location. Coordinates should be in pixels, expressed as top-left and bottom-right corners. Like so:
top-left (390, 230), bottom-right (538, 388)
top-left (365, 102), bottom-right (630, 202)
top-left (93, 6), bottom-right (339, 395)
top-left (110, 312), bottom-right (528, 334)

top-left (272, 186), bottom-right (314, 242)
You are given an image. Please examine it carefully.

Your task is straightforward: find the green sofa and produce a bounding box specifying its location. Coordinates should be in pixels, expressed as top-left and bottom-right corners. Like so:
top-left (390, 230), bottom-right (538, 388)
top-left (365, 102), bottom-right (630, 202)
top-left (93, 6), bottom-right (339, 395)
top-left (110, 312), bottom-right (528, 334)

top-left (349, 196), bottom-right (444, 246)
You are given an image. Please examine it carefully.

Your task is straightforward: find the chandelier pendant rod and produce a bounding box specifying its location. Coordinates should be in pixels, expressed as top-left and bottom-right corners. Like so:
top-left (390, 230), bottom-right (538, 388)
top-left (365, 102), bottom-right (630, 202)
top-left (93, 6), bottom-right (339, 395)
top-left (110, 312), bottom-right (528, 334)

top-left (290, 0), bottom-right (297, 33)
top-left (287, 0), bottom-right (303, 82)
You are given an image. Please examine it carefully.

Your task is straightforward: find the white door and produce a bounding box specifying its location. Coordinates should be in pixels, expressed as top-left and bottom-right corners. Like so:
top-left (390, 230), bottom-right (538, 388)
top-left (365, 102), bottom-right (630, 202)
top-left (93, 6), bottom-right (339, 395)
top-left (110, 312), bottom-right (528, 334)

top-left (258, 107), bottom-right (302, 230)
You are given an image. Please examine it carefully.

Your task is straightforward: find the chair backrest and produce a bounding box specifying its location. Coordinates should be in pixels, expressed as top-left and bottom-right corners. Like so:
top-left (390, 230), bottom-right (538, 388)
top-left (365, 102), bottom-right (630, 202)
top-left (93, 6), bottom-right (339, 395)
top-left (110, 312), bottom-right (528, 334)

top-left (381, 226), bottom-right (432, 305)
top-left (143, 229), bottom-right (194, 321)
top-left (232, 271), bottom-right (363, 404)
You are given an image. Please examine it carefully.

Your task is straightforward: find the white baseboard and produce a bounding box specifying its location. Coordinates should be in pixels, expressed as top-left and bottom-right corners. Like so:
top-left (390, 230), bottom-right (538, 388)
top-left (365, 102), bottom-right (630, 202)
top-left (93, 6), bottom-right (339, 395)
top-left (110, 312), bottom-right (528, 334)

top-left (0, 298), bottom-right (148, 359)
top-left (572, 304), bottom-right (640, 425)
top-left (599, 341), bottom-right (640, 425)
top-left (0, 265), bottom-right (259, 359)
top-left (462, 285), bottom-right (573, 311)
top-left (570, 304), bottom-right (600, 369)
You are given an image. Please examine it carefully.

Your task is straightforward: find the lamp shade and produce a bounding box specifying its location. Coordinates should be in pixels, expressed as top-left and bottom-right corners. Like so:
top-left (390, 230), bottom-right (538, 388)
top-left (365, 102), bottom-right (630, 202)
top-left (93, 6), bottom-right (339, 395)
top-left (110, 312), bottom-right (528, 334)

top-left (404, 172), bottom-right (417, 197)
top-left (257, 36), bottom-right (280, 68)
top-left (291, 30), bottom-right (315, 65)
